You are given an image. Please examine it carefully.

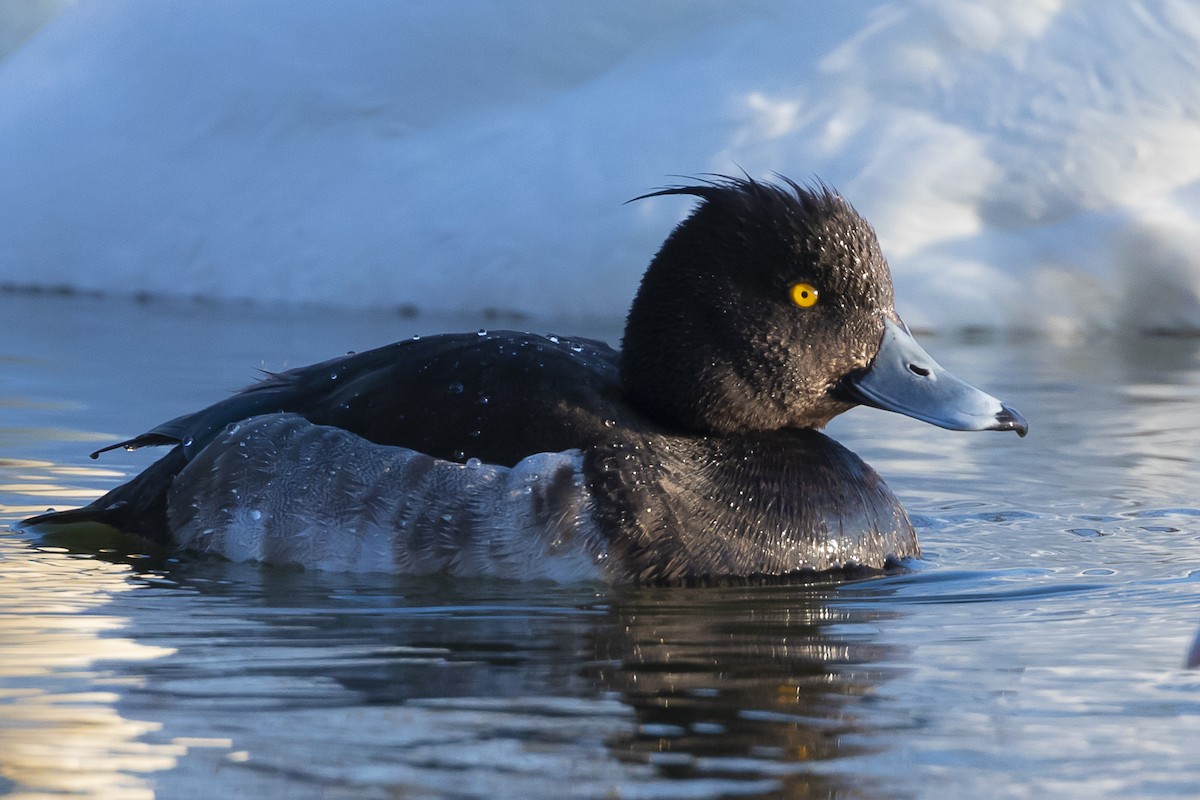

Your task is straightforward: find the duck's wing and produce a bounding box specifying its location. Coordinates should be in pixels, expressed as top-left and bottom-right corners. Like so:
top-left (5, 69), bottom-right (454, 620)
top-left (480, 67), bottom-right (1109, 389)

top-left (298, 331), bottom-right (630, 465)
top-left (85, 333), bottom-right (624, 462)
top-left (93, 331), bottom-right (625, 463)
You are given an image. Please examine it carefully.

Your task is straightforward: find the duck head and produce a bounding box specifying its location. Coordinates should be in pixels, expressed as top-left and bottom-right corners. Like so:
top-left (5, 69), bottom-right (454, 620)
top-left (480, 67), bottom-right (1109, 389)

top-left (620, 176), bottom-right (1027, 437)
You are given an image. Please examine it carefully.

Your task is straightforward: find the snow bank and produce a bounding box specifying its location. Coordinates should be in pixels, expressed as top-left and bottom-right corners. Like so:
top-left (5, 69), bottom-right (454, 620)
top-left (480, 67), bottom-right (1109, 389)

top-left (2, 0), bottom-right (1199, 334)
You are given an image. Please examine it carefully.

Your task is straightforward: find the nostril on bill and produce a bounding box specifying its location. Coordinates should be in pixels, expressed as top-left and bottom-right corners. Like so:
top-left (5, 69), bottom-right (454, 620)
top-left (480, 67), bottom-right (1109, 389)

top-left (908, 363), bottom-right (931, 377)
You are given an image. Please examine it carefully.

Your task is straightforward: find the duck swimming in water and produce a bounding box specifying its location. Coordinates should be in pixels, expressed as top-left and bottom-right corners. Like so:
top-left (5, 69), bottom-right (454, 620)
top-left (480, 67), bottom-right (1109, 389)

top-left (25, 176), bottom-right (1027, 583)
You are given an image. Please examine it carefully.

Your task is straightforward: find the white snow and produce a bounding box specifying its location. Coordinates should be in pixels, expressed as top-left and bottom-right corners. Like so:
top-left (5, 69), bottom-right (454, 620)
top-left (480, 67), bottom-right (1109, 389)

top-left (2, 0), bottom-right (1200, 334)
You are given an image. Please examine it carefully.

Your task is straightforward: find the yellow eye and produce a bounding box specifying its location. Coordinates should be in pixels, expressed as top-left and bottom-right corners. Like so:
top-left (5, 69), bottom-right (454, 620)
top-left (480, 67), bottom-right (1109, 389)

top-left (790, 282), bottom-right (819, 308)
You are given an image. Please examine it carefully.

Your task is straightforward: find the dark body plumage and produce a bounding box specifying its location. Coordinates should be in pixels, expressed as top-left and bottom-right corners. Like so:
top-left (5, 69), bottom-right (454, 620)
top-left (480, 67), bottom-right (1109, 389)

top-left (25, 176), bottom-right (1025, 583)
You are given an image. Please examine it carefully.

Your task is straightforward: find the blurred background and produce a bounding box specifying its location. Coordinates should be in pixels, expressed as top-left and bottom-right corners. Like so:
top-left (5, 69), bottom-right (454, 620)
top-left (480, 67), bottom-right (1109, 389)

top-left (2, 0), bottom-right (1199, 334)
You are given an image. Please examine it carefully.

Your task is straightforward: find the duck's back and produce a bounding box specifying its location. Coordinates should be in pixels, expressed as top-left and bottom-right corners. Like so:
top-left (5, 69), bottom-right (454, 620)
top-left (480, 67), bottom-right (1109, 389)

top-left (181, 331), bottom-right (633, 462)
top-left (274, 331), bottom-right (637, 463)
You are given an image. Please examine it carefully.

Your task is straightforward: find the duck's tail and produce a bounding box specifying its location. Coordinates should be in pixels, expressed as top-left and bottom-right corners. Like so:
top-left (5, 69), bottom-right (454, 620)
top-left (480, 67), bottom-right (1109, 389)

top-left (21, 447), bottom-right (187, 546)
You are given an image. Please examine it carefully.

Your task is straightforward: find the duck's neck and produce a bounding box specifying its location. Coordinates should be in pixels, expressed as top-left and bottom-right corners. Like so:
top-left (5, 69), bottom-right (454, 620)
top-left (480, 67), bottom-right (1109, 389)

top-left (619, 248), bottom-right (771, 435)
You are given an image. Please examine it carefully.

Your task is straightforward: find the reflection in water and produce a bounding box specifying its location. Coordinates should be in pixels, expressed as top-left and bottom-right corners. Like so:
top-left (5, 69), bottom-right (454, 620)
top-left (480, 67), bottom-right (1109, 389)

top-left (589, 586), bottom-right (904, 799)
top-left (62, 561), bottom-right (909, 800)
top-left (0, 534), bottom-right (175, 799)
top-left (0, 458), bottom-right (119, 516)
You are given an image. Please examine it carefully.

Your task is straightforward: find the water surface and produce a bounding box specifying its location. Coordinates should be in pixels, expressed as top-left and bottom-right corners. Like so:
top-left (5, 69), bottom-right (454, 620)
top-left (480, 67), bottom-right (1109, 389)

top-left (2, 293), bottom-right (1199, 799)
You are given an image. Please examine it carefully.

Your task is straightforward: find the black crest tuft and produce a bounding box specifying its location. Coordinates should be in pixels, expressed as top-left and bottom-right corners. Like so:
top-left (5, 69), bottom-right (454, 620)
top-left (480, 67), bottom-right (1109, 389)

top-left (629, 173), bottom-right (856, 230)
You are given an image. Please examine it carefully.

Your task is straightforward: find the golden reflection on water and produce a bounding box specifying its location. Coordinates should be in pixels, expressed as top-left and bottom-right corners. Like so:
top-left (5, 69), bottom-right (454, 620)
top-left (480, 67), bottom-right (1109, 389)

top-left (0, 458), bottom-right (120, 515)
top-left (0, 533), bottom-right (177, 799)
